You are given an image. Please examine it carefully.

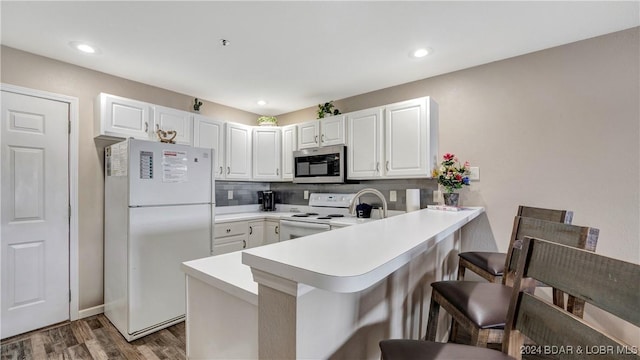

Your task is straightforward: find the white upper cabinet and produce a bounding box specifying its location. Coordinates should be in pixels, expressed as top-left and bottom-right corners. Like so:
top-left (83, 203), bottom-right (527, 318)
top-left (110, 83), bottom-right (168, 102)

top-left (193, 115), bottom-right (225, 179)
top-left (252, 127), bottom-right (281, 180)
top-left (297, 116), bottom-right (346, 149)
top-left (153, 105), bottom-right (193, 145)
top-left (384, 97), bottom-right (438, 178)
top-left (347, 97), bottom-right (438, 179)
top-left (225, 123), bottom-right (252, 180)
top-left (347, 108), bottom-right (384, 179)
top-left (297, 121), bottom-right (319, 149)
top-left (95, 93), bottom-right (152, 140)
top-left (281, 125), bottom-right (297, 181)
top-left (319, 115), bottom-right (346, 146)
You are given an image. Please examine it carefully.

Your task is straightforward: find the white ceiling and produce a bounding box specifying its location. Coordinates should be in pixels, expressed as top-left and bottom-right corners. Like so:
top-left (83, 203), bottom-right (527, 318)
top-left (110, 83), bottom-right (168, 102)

top-left (1, 1), bottom-right (638, 116)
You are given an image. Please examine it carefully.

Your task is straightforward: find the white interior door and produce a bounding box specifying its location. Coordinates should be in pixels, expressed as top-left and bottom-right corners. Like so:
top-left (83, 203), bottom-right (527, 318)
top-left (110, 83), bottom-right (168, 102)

top-left (1, 91), bottom-right (70, 339)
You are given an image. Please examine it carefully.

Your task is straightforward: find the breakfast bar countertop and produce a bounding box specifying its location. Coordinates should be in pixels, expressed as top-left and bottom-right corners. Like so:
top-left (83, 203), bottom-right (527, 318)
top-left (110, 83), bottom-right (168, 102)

top-left (242, 207), bottom-right (484, 293)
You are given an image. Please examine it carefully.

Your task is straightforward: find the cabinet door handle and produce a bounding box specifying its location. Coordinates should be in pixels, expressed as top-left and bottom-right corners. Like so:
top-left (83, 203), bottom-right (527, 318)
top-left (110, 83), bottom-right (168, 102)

top-left (386, 161), bottom-right (390, 171)
top-left (219, 166), bottom-right (223, 175)
top-left (321, 134), bottom-right (326, 143)
top-left (144, 122), bottom-right (149, 133)
top-left (155, 123), bottom-right (159, 131)
top-left (249, 226), bottom-right (253, 235)
top-left (226, 228), bottom-right (231, 233)
top-left (227, 166), bottom-right (230, 174)
top-left (243, 240), bottom-right (247, 248)
top-left (314, 135), bottom-right (318, 144)
top-left (276, 168), bottom-right (279, 176)
top-left (376, 162), bottom-right (380, 173)
top-left (275, 225), bottom-right (279, 234)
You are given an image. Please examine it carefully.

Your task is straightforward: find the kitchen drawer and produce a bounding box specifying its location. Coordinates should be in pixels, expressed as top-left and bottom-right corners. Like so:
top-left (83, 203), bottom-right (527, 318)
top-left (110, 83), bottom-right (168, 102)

top-left (213, 233), bottom-right (247, 246)
top-left (215, 221), bottom-right (248, 238)
top-left (211, 235), bottom-right (247, 255)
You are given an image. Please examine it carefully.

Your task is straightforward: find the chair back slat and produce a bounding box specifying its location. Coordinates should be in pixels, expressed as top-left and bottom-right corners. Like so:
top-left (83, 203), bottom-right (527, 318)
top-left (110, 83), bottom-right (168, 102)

top-left (514, 293), bottom-right (636, 360)
top-left (505, 217), bottom-right (599, 279)
top-left (523, 238), bottom-right (640, 327)
top-left (504, 237), bottom-right (640, 359)
top-left (517, 206), bottom-right (573, 224)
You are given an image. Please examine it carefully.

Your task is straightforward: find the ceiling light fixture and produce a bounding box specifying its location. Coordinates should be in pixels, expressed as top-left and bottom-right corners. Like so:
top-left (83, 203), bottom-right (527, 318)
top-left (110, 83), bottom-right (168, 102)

top-left (257, 100), bottom-right (267, 106)
top-left (69, 41), bottom-right (99, 55)
top-left (412, 47), bottom-right (432, 58)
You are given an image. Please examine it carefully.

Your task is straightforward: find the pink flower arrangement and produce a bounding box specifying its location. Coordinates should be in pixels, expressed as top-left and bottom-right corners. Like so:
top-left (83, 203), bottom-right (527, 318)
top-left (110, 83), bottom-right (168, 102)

top-left (432, 153), bottom-right (471, 193)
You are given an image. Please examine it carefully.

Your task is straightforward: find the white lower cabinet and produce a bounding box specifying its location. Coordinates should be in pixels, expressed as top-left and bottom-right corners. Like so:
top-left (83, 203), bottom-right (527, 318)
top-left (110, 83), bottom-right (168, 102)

top-left (213, 220), bottom-right (279, 255)
top-left (247, 221), bottom-right (265, 248)
top-left (212, 221), bottom-right (248, 255)
top-left (265, 220), bottom-right (280, 244)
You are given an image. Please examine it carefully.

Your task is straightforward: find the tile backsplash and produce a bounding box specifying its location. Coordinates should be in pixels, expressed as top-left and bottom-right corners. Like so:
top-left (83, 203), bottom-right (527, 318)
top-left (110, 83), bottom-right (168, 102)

top-left (216, 179), bottom-right (438, 211)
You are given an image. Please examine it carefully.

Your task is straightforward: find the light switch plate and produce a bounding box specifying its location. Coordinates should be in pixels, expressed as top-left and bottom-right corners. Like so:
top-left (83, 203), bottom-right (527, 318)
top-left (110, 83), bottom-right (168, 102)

top-left (469, 167), bottom-right (480, 181)
top-left (304, 190), bottom-right (309, 199)
top-left (227, 190), bottom-right (233, 200)
top-left (389, 190), bottom-right (397, 202)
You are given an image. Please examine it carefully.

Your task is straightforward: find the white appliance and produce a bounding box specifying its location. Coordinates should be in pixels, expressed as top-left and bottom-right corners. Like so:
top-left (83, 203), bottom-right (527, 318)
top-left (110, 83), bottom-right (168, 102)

top-left (104, 139), bottom-right (214, 341)
top-left (279, 193), bottom-right (355, 241)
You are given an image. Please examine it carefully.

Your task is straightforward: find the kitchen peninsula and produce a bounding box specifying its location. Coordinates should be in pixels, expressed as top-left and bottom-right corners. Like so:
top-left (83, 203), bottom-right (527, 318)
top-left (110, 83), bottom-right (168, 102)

top-left (182, 207), bottom-right (483, 359)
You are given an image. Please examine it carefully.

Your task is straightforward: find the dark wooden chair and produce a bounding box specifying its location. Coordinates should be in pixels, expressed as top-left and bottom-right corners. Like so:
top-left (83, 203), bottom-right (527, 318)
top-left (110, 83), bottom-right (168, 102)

top-left (457, 205), bottom-right (573, 283)
top-left (426, 216), bottom-right (599, 347)
top-left (380, 236), bottom-right (639, 360)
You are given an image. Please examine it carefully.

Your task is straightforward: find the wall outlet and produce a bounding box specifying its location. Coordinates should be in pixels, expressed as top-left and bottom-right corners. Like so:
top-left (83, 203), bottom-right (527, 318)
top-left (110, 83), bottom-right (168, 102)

top-left (227, 190), bottom-right (233, 200)
top-left (469, 167), bottom-right (480, 181)
top-left (389, 190), bottom-right (397, 202)
top-left (304, 190), bottom-right (309, 200)
top-left (433, 190), bottom-right (442, 203)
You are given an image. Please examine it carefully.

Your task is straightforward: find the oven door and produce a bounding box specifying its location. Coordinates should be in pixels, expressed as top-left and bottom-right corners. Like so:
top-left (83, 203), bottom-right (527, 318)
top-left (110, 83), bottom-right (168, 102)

top-left (279, 220), bottom-right (331, 241)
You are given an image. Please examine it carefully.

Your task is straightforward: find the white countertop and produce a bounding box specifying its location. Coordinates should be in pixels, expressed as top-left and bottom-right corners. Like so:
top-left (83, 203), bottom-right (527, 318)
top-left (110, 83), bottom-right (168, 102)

top-left (182, 251), bottom-right (258, 305)
top-left (214, 204), bottom-right (383, 226)
top-left (242, 207), bottom-right (484, 293)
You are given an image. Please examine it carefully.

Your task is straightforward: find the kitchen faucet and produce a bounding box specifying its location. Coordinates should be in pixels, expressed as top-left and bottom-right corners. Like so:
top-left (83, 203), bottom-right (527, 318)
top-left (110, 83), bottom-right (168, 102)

top-left (349, 188), bottom-right (388, 218)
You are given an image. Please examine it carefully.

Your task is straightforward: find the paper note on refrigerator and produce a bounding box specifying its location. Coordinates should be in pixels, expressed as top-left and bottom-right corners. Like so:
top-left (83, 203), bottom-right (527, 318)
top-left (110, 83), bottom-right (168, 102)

top-left (162, 150), bottom-right (188, 183)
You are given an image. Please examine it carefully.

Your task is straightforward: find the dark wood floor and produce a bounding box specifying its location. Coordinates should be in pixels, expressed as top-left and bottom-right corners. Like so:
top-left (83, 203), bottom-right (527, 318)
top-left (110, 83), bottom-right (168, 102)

top-left (2, 315), bottom-right (545, 360)
top-left (0, 314), bottom-right (185, 360)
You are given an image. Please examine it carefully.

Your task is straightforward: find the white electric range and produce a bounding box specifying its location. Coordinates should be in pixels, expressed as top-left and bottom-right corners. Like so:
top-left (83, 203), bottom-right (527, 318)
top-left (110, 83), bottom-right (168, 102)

top-left (279, 193), bottom-right (357, 241)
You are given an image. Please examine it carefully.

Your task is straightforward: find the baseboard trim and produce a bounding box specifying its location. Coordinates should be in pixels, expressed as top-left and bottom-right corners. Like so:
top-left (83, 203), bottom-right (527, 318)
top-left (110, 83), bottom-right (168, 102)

top-left (78, 305), bottom-right (104, 319)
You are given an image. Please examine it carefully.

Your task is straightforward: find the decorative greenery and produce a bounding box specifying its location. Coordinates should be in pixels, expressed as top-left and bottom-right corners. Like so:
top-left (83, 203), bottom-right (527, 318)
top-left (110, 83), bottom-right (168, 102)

top-left (317, 101), bottom-right (341, 119)
top-left (257, 116), bottom-right (278, 126)
top-left (193, 98), bottom-right (203, 112)
top-left (432, 153), bottom-right (471, 193)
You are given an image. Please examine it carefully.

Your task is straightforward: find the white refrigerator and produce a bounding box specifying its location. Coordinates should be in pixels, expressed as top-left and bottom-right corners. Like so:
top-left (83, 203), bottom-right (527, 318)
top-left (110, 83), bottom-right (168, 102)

top-left (104, 139), bottom-right (214, 341)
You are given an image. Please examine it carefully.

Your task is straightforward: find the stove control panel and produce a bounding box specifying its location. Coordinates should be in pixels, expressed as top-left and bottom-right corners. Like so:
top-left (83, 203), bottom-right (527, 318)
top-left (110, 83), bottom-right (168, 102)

top-left (309, 193), bottom-right (356, 208)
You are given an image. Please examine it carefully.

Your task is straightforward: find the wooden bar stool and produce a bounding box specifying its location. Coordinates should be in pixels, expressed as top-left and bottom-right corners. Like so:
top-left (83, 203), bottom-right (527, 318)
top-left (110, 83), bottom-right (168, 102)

top-left (457, 205), bottom-right (573, 283)
top-left (380, 236), bottom-right (638, 360)
top-left (426, 216), bottom-right (599, 347)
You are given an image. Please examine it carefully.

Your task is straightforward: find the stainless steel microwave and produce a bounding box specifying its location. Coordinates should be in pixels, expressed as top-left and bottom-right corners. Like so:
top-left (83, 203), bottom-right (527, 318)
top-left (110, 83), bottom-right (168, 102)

top-left (293, 145), bottom-right (345, 183)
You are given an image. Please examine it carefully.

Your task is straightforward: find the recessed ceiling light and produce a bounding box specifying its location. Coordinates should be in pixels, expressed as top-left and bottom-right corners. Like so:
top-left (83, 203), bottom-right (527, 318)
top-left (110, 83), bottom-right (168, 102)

top-left (69, 41), bottom-right (99, 55)
top-left (412, 48), bottom-right (432, 58)
top-left (257, 100), bottom-right (267, 106)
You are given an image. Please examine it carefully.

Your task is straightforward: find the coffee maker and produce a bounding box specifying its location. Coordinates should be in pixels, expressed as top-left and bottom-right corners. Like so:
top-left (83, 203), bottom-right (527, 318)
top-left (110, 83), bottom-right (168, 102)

top-left (258, 191), bottom-right (276, 211)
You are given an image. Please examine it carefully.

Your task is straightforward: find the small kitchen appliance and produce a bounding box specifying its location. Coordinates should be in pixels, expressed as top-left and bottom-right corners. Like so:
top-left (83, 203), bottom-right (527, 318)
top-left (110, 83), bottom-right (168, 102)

top-left (279, 193), bottom-right (356, 241)
top-left (258, 190), bottom-right (276, 211)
